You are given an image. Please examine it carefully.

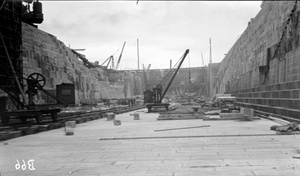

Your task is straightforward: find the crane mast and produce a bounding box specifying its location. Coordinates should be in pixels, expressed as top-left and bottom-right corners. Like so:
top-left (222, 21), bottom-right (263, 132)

top-left (144, 49), bottom-right (190, 112)
top-left (115, 41), bottom-right (126, 70)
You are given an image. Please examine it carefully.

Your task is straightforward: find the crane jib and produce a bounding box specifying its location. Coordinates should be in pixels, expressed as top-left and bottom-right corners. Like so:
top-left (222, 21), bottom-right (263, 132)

top-left (160, 49), bottom-right (190, 102)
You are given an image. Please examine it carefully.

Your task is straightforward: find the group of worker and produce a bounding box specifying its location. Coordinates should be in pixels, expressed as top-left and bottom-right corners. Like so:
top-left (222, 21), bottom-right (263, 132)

top-left (127, 98), bottom-right (136, 106)
top-left (103, 97), bottom-right (137, 107)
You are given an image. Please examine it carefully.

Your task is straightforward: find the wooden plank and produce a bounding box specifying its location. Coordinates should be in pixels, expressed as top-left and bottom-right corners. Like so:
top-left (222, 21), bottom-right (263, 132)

top-left (154, 125), bottom-right (210, 132)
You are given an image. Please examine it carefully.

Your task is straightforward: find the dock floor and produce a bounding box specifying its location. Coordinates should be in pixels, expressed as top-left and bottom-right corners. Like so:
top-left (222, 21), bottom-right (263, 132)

top-left (1, 109), bottom-right (300, 175)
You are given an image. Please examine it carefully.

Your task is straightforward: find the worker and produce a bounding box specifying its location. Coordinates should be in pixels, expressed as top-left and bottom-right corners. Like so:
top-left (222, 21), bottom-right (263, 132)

top-left (107, 99), bottom-right (110, 108)
top-left (153, 85), bottom-right (162, 102)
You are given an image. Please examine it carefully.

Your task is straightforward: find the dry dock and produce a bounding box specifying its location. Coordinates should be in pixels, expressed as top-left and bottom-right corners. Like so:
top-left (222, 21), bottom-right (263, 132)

top-left (0, 109), bottom-right (300, 176)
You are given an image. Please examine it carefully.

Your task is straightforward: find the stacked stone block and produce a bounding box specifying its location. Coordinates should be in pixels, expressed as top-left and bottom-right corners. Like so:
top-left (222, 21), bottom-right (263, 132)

top-left (22, 23), bottom-right (137, 105)
top-left (229, 80), bottom-right (300, 119)
top-left (215, 1), bottom-right (300, 119)
top-left (218, 1), bottom-right (300, 93)
top-left (132, 67), bottom-right (208, 96)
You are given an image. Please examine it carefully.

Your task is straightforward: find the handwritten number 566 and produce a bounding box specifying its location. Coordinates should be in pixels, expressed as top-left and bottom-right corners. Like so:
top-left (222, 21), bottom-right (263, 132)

top-left (15, 159), bottom-right (36, 170)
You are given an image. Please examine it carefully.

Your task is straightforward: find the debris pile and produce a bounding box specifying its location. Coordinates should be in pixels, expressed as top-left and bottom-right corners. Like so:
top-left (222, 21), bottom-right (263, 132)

top-left (157, 104), bottom-right (204, 120)
top-left (271, 122), bottom-right (300, 132)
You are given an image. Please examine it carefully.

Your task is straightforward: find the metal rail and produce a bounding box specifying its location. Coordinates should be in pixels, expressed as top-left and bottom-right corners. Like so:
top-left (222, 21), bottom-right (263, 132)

top-left (254, 110), bottom-right (300, 123)
top-left (0, 105), bottom-right (145, 141)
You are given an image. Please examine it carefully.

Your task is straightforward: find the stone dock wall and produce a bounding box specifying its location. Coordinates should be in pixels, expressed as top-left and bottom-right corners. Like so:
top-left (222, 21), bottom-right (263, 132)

top-left (129, 66), bottom-right (209, 97)
top-left (21, 22), bottom-right (208, 106)
top-left (22, 23), bottom-right (133, 105)
top-left (216, 1), bottom-right (300, 118)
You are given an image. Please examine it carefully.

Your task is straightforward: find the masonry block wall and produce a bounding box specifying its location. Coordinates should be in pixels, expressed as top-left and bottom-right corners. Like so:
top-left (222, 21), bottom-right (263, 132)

top-left (216, 1), bottom-right (300, 118)
top-left (131, 67), bottom-right (208, 96)
top-left (121, 71), bottom-right (143, 98)
top-left (22, 23), bottom-right (135, 105)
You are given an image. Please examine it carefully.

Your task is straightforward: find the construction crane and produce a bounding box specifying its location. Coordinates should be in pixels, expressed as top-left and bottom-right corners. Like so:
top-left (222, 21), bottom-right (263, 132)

top-left (144, 49), bottom-right (189, 112)
top-left (199, 52), bottom-right (208, 96)
top-left (142, 64), bottom-right (151, 71)
top-left (100, 41), bottom-right (126, 70)
top-left (0, 1), bottom-right (69, 125)
top-left (115, 41), bottom-right (126, 70)
top-left (201, 52), bottom-right (205, 67)
top-left (100, 55), bottom-right (114, 69)
top-left (142, 64), bottom-right (151, 91)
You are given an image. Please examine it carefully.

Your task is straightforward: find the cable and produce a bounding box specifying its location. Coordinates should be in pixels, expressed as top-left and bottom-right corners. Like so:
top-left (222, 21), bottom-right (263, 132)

top-left (158, 52), bottom-right (185, 86)
top-left (188, 53), bottom-right (191, 83)
top-left (0, 0), bottom-right (7, 12)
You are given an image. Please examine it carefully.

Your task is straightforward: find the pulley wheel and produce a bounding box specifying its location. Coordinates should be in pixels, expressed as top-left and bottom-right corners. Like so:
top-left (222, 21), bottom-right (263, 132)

top-left (27, 73), bottom-right (46, 88)
top-left (35, 115), bottom-right (44, 124)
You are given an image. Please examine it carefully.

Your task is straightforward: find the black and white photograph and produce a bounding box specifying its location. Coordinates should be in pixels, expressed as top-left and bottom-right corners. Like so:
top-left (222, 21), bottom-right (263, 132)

top-left (0, 0), bottom-right (300, 175)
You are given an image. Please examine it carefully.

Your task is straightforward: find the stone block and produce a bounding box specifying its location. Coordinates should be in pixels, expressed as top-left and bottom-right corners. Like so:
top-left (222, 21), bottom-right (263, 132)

top-left (65, 121), bottom-right (75, 135)
top-left (219, 113), bottom-right (244, 118)
top-left (65, 127), bottom-right (74, 135)
top-left (133, 113), bottom-right (140, 120)
top-left (241, 107), bottom-right (254, 118)
top-left (113, 120), bottom-right (121, 126)
top-left (106, 113), bottom-right (115, 121)
top-left (65, 121), bottom-right (76, 128)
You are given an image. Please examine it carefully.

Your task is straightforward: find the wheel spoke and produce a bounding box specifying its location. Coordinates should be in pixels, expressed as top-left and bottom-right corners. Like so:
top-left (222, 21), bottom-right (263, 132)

top-left (35, 115), bottom-right (43, 124)
top-left (27, 73), bottom-right (46, 88)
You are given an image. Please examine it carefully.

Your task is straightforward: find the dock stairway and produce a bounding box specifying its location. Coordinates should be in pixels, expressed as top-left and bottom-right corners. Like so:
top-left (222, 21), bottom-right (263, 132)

top-left (226, 80), bottom-right (300, 120)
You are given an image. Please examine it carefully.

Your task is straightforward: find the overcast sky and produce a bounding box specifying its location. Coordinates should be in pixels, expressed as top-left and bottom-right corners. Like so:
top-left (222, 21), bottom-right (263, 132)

top-left (38, 1), bottom-right (262, 70)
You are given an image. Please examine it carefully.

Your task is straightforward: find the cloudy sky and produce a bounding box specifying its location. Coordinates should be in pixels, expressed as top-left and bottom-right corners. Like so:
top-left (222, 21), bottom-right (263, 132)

top-left (39, 1), bottom-right (262, 70)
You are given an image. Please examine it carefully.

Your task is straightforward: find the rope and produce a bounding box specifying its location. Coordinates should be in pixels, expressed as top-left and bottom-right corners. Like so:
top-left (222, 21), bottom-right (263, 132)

top-left (158, 52), bottom-right (185, 86)
top-left (0, 0), bottom-right (7, 12)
